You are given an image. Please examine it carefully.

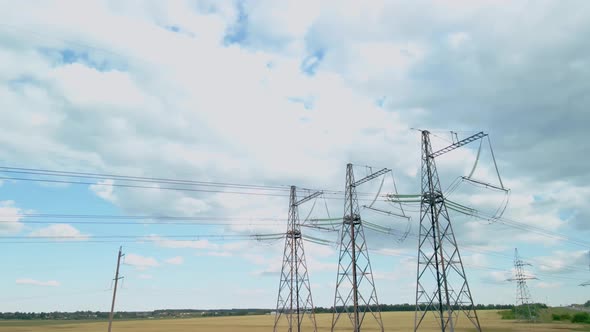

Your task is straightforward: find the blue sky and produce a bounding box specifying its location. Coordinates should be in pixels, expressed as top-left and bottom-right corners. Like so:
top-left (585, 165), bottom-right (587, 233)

top-left (0, 0), bottom-right (590, 314)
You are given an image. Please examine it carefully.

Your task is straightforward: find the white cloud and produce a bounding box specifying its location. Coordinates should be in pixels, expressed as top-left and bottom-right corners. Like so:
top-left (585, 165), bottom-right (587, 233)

top-left (535, 250), bottom-right (588, 274)
top-left (198, 251), bottom-right (232, 257)
top-left (173, 197), bottom-right (210, 215)
top-left (483, 270), bottom-right (512, 284)
top-left (138, 274), bottom-right (153, 280)
top-left (0, 200), bottom-right (25, 234)
top-left (535, 281), bottom-right (561, 289)
top-left (462, 253), bottom-right (489, 267)
top-left (29, 224), bottom-right (89, 241)
top-left (51, 63), bottom-right (149, 108)
top-left (448, 32), bottom-right (470, 48)
top-left (125, 253), bottom-right (159, 270)
top-left (164, 256), bottom-right (184, 265)
top-left (0, 0), bottom-right (589, 310)
top-left (373, 271), bottom-right (402, 281)
top-left (89, 179), bottom-right (117, 203)
top-left (146, 235), bottom-right (218, 250)
top-left (16, 278), bottom-right (60, 287)
top-left (242, 253), bottom-right (269, 266)
top-left (373, 248), bottom-right (412, 257)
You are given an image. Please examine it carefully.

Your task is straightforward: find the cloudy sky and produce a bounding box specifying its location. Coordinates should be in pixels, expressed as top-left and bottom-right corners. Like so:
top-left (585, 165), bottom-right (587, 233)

top-left (0, 0), bottom-right (589, 316)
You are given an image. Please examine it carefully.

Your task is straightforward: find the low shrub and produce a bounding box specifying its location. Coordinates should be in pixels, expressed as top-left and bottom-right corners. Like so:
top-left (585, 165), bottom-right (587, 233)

top-left (571, 312), bottom-right (590, 323)
top-left (499, 310), bottom-right (515, 320)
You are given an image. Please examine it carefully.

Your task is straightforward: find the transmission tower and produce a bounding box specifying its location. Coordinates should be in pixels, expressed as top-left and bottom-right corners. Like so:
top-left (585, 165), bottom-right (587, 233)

top-left (507, 248), bottom-right (536, 321)
top-left (332, 163), bottom-right (388, 332)
top-left (274, 186), bottom-right (321, 332)
top-left (415, 130), bottom-right (482, 332)
top-left (108, 246), bottom-right (124, 332)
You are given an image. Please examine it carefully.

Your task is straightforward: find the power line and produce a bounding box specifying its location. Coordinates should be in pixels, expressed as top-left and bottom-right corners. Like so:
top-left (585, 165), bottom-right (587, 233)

top-left (0, 175), bottom-right (390, 203)
top-left (0, 165), bottom-right (390, 199)
top-left (3, 165), bottom-right (590, 283)
top-left (55, 212), bottom-right (583, 276)
top-left (0, 175), bottom-right (295, 197)
top-left (369, 249), bottom-right (590, 283)
top-left (0, 233), bottom-right (284, 240)
top-left (5, 220), bottom-right (284, 226)
top-left (0, 166), bottom-right (291, 191)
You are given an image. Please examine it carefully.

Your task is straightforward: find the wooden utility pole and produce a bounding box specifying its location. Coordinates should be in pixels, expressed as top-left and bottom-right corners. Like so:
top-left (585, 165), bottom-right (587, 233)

top-left (108, 246), bottom-right (124, 332)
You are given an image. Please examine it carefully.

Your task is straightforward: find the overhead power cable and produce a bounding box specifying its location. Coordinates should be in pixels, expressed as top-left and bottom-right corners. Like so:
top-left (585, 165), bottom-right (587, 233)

top-left (0, 233), bottom-right (285, 240)
top-left (0, 166), bottom-right (388, 199)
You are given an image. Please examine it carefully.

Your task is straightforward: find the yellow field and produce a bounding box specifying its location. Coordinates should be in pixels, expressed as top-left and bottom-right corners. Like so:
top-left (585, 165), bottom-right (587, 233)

top-left (0, 311), bottom-right (583, 332)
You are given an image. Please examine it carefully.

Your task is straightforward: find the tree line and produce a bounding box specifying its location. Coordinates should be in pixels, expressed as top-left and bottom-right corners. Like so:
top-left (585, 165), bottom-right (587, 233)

top-left (0, 304), bottom-right (515, 320)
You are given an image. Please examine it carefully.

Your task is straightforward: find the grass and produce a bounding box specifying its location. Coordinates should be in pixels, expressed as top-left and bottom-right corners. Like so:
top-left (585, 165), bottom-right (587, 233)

top-left (0, 310), bottom-right (586, 331)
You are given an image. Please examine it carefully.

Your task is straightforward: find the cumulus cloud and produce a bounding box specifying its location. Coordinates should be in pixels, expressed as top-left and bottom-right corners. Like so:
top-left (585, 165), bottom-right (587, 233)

top-left (16, 278), bottom-right (60, 287)
top-left (124, 253), bottom-right (159, 270)
top-left (482, 270), bottom-right (512, 284)
top-left (0, 200), bottom-right (25, 234)
top-left (146, 235), bottom-right (218, 250)
top-left (535, 281), bottom-right (561, 289)
top-left (0, 0), bottom-right (589, 308)
top-left (89, 179), bottom-right (117, 203)
top-left (535, 250), bottom-right (588, 274)
top-left (29, 224), bottom-right (89, 241)
top-left (164, 256), bottom-right (184, 265)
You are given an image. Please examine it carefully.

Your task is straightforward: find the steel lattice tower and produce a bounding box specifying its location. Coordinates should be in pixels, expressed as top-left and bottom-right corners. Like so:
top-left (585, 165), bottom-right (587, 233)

top-left (332, 163), bottom-right (387, 332)
top-left (274, 186), bottom-right (320, 332)
top-left (507, 248), bottom-right (535, 321)
top-left (415, 130), bottom-right (481, 332)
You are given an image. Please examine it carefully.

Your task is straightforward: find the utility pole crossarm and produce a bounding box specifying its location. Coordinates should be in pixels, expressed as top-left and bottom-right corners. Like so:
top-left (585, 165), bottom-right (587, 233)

top-left (295, 191), bottom-right (322, 206)
top-left (353, 168), bottom-right (389, 187)
top-left (430, 132), bottom-right (487, 158)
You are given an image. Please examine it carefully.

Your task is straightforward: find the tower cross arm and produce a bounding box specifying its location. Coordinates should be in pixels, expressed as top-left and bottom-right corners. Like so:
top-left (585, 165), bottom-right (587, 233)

top-left (506, 277), bottom-right (538, 281)
top-left (353, 168), bottom-right (389, 187)
top-left (295, 191), bottom-right (323, 206)
top-left (430, 132), bottom-right (487, 158)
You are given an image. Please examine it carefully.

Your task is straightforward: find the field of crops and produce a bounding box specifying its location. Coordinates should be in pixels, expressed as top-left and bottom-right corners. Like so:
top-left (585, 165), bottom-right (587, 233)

top-left (0, 310), bottom-right (585, 332)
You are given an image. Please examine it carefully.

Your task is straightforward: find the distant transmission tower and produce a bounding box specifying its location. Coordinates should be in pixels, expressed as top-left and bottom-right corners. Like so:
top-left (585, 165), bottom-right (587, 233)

top-left (332, 163), bottom-right (388, 332)
top-left (108, 246), bottom-right (124, 332)
top-left (507, 248), bottom-right (536, 321)
top-left (415, 130), bottom-right (483, 332)
top-left (274, 186), bottom-right (321, 332)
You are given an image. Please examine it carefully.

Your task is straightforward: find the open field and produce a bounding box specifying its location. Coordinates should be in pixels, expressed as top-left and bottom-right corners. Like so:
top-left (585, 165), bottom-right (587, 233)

top-left (0, 311), bottom-right (586, 332)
